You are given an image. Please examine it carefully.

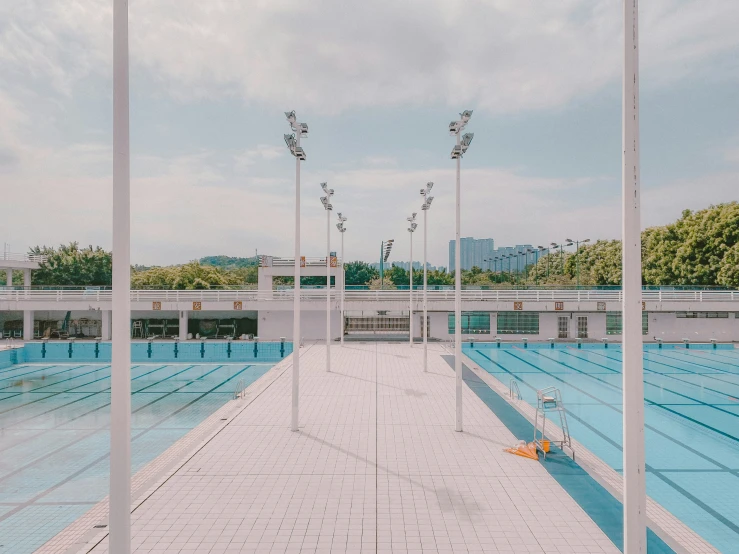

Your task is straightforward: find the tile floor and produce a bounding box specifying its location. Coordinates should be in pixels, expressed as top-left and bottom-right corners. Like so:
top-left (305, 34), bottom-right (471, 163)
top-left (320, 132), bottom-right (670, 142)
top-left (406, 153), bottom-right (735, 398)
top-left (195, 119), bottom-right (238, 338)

top-left (60, 343), bottom-right (621, 553)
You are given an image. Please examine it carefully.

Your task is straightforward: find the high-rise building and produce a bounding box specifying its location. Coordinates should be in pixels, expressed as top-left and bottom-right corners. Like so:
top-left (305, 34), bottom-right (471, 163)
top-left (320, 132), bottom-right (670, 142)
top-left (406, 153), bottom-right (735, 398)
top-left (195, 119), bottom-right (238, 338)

top-left (448, 238), bottom-right (494, 272)
top-left (448, 238), bottom-right (536, 273)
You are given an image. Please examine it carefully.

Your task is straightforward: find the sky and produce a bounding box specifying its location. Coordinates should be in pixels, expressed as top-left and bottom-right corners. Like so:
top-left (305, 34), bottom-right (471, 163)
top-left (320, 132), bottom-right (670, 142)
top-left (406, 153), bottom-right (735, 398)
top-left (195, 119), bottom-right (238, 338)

top-left (1, 0), bottom-right (738, 269)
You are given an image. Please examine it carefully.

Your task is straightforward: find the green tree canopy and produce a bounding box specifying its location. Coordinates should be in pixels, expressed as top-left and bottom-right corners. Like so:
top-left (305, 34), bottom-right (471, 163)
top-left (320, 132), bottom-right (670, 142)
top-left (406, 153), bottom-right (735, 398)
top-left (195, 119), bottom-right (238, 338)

top-left (29, 243), bottom-right (112, 286)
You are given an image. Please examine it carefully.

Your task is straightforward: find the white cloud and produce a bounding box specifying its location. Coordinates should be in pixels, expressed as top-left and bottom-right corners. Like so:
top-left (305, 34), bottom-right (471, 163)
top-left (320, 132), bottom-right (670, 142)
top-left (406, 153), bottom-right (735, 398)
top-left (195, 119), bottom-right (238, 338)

top-left (2, 1), bottom-right (738, 115)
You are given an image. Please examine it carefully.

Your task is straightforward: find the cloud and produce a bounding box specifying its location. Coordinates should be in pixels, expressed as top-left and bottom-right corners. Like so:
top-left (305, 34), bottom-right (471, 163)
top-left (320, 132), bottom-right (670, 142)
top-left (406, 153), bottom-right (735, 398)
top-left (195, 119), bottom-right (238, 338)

top-left (2, 1), bottom-right (738, 115)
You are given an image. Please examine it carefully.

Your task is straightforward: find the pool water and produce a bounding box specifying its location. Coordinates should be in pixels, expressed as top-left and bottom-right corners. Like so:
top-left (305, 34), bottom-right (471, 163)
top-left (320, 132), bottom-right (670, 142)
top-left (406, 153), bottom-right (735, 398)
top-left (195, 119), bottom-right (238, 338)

top-left (0, 356), bottom-right (280, 553)
top-left (465, 343), bottom-right (739, 553)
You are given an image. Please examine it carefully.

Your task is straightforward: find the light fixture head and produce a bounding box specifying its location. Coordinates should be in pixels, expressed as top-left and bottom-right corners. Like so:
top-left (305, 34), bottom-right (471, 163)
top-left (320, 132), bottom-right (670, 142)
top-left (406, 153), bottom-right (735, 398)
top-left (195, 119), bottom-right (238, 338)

top-left (460, 109), bottom-right (473, 122)
top-left (284, 133), bottom-right (296, 149)
top-left (461, 132), bottom-right (474, 150)
top-left (320, 182), bottom-right (334, 197)
top-left (285, 111), bottom-right (296, 124)
top-left (320, 196), bottom-right (332, 210)
top-left (537, 245), bottom-right (545, 249)
top-left (550, 242), bottom-right (558, 247)
top-left (565, 238), bottom-right (573, 242)
top-left (337, 212), bottom-right (347, 223)
top-left (583, 238), bottom-right (591, 243)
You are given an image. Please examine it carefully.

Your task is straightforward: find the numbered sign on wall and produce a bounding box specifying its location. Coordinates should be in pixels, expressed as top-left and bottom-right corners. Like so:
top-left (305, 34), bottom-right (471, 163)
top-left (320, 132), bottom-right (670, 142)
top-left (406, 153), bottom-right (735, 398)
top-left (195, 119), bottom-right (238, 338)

top-left (514, 302), bottom-right (523, 311)
top-left (554, 302), bottom-right (564, 311)
top-left (193, 302), bottom-right (202, 311)
top-left (234, 301), bottom-right (242, 311)
top-left (152, 302), bottom-right (161, 311)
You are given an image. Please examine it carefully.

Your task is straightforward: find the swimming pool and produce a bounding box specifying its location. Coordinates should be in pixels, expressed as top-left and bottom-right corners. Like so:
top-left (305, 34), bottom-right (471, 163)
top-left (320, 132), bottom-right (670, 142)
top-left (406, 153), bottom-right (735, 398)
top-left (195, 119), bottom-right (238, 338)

top-left (465, 342), bottom-right (739, 553)
top-left (0, 343), bottom-right (289, 553)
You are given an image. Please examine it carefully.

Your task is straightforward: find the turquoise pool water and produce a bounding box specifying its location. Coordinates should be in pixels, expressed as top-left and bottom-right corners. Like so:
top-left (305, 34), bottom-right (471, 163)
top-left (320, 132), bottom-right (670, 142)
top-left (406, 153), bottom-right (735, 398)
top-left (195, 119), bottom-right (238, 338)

top-left (465, 343), bottom-right (739, 553)
top-left (0, 342), bottom-right (289, 554)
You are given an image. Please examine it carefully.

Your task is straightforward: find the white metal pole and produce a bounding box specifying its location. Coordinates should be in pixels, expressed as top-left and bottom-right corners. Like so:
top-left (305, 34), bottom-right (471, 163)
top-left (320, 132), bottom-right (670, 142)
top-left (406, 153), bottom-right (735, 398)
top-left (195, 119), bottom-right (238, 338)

top-left (292, 136), bottom-right (301, 432)
top-left (409, 230), bottom-right (413, 347)
top-left (623, 0), bottom-right (645, 551)
top-left (326, 206), bottom-right (331, 372)
top-left (423, 207), bottom-right (428, 371)
top-left (110, 0), bottom-right (131, 552)
top-left (340, 230), bottom-right (345, 347)
top-left (455, 132), bottom-right (463, 432)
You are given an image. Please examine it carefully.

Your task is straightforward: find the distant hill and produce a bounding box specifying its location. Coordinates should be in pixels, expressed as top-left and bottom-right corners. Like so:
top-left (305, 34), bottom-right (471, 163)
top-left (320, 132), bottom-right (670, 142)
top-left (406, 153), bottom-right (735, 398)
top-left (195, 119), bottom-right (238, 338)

top-left (199, 255), bottom-right (259, 269)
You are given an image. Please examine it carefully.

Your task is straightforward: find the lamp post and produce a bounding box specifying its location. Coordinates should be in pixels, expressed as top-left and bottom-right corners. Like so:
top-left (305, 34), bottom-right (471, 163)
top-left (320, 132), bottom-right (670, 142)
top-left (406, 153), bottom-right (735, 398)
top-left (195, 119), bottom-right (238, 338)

top-left (566, 238), bottom-right (590, 288)
top-left (536, 246), bottom-right (546, 285)
top-left (284, 110), bottom-right (308, 432)
top-left (110, 1), bottom-right (131, 551)
top-left (420, 183), bottom-right (434, 370)
top-left (337, 214), bottom-right (347, 347)
top-left (407, 213), bottom-right (418, 347)
top-left (449, 110), bottom-right (474, 433)
top-left (321, 183), bottom-right (335, 371)
top-left (380, 239), bottom-right (394, 289)
top-left (622, 1), bottom-right (645, 549)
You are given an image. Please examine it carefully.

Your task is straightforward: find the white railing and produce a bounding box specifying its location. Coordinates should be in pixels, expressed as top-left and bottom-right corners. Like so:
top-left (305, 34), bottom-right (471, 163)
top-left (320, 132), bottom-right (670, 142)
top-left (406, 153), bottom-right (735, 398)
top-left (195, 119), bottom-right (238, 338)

top-left (0, 288), bottom-right (737, 303)
top-left (263, 256), bottom-right (342, 267)
top-left (0, 252), bottom-right (47, 264)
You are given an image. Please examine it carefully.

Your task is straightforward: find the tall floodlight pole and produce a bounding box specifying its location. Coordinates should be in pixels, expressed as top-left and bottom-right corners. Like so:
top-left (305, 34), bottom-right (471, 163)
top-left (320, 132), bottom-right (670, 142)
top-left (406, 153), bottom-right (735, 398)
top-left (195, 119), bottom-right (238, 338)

top-left (623, 0), bottom-right (645, 550)
top-left (320, 183), bottom-right (335, 371)
top-left (380, 240), bottom-right (394, 289)
top-left (420, 184), bottom-right (434, 370)
top-left (337, 214), bottom-right (347, 346)
top-left (110, 1), bottom-right (131, 552)
top-left (284, 111), bottom-right (308, 432)
top-left (566, 238), bottom-right (590, 288)
top-left (449, 110), bottom-right (474, 432)
top-left (407, 213), bottom-right (418, 347)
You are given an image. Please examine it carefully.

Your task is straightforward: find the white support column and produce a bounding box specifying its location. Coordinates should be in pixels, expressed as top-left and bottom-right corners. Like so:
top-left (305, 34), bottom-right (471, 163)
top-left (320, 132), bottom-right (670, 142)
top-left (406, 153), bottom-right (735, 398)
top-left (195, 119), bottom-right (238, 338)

top-left (622, 1), bottom-right (646, 552)
top-left (102, 310), bottom-right (112, 341)
top-left (292, 136), bottom-right (301, 433)
top-left (23, 310), bottom-right (34, 341)
top-left (340, 231), bottom-right (345, 347)
top-left (24, 269), bottom-right (31, 288)
top-left (179, 310), bottom-right (189, 340)
top-left (326, 207), bottom-right (331, 372)
top-left (423, 208), bottom-right (428, 371)
top-left (4, 269), bottom-right (12, 287)
top-left (110, 1), bottom-right (131, 552)
top-left (409, 232), bottom-right (413, 347)
top-left (455, 133), bottom-right (463, 432)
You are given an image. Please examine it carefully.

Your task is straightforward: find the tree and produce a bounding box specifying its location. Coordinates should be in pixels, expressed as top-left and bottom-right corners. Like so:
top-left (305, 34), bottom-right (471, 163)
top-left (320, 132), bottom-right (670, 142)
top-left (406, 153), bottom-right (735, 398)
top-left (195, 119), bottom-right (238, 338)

top-left (344, 261), bottom-right (379, 286)
top-left (131, 261), bottom-right (240, 289)
top-left (29, 243), bottom-right (112, 286)
top-left (717, 243), bottom-right (739, 288)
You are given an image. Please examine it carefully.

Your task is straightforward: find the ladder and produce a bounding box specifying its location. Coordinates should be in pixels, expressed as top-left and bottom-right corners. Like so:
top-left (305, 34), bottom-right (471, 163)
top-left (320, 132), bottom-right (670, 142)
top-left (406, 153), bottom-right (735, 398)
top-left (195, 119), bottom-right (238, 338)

top-left (533, 386), bottom-right (574, 461)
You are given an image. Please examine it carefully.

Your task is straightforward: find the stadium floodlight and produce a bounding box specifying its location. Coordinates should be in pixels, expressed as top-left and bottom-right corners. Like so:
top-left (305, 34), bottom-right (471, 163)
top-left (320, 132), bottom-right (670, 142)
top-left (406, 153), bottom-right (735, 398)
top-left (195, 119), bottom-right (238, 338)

top-left (380, 239), bottom-right (394, 289)
top-left (448, 109), bottom-right (474, 432)
top-left (407, 214), bottom-right (418, 347)
top-left (571, 238), bottom-right (590, 288)
top-left (419, 183), bottom-right (435, 370)
top-left (320, 183), bottom-right (336, 372)
top-left (285, 109), bottom-right (308, 432)
top-left (336, 213), bottom-right (347, 346)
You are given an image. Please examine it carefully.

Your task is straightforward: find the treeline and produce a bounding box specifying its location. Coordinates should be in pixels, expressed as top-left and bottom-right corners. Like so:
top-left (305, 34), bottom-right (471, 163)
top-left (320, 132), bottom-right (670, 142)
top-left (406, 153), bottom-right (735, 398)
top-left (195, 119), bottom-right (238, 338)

top-left (15, 203), bottom-right (739, 289)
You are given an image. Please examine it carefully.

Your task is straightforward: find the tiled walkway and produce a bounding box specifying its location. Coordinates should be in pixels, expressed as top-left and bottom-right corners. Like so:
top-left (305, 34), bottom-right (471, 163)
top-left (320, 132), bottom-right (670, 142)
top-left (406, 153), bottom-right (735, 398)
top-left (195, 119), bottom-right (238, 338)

top-left (66, 343), bottom-right (620, 553)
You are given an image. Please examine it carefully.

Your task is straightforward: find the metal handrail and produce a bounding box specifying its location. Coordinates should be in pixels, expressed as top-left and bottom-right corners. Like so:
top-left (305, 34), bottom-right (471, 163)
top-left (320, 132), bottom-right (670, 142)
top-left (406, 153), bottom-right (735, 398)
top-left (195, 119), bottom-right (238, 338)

top-left (509, 379), bottom-right (522, 400)
top-left (1, 288), bottom-right (737, 302)
top-left (0, 252), bottom-right (47, 263)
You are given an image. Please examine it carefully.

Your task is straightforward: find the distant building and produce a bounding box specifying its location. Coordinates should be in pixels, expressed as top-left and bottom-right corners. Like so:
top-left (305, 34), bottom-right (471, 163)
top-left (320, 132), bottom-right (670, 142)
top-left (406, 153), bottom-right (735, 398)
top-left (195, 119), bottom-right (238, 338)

top-left (370, 261), bottom-right (437, 272)
top-left (448, 238), bottom-right (536, 273)
top-left (448, 238), bottom-right (495, 272)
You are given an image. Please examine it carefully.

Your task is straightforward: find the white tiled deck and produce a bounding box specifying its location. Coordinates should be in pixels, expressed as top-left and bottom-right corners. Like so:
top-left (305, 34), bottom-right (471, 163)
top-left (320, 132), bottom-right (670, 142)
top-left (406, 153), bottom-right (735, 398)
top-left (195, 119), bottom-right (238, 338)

top-left (63, 343), bottom-right (619, 553)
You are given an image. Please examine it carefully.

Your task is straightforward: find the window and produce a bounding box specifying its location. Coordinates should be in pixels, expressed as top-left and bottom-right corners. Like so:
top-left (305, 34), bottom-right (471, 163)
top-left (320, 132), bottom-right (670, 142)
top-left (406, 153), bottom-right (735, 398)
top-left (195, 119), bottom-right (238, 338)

top-left (448, 312), bottom-right (490, 334)
top-left (497, 312), bottom-right (539, 335)
top-left (675, 312), bottom-right (729, 319)
top-left (577, 316), bottom-right (588, 339)
top-left (606, 312), bottom-right (649, 335)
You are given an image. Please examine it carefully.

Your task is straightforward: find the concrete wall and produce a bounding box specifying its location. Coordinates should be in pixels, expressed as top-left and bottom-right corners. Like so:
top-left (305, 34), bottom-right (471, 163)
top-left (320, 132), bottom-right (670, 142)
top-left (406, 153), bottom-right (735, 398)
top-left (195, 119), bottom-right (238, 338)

top-left (258, 309), bottom-right (343, 341)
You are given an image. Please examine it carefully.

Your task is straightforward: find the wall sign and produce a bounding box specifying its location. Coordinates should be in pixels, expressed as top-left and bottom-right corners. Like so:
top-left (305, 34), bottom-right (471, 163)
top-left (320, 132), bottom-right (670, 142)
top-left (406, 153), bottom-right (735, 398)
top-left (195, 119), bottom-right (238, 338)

top-left (330, 256), bottom-right (338, 267)
top-left (193, 301), bottom-right (202, 311)
top-left (597, 302), bottom-right (606, 311)
top-left (234, 301), bottom-right (243, 311)
top-left (554, 302), bottom-right (564, 311)
top-left (152, 302), bottom-right (161, 311)
top-left (300, 256), bottom-right (306, 267)
top-left (514, 302), bottom-right (523, 311)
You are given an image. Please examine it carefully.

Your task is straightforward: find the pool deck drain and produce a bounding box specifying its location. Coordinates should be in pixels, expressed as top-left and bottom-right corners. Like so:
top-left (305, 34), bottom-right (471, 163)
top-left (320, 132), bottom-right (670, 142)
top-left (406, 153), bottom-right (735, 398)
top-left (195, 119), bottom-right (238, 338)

top-left (42, 343), bottom-right (627, 554)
